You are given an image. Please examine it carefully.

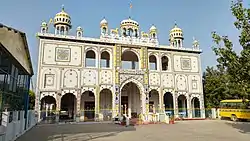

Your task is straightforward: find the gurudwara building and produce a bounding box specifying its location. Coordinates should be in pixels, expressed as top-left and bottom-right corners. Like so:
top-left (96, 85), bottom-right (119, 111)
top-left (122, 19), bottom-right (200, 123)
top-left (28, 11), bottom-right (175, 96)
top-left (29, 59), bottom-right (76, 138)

top-left (35, 7), bottom-right (205, 122)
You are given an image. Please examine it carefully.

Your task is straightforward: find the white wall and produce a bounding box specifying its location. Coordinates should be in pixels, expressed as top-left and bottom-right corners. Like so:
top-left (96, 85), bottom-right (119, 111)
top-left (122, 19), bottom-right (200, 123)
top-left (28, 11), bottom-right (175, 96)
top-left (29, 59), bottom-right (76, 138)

top-left (0, 110), bottom-right (37, 141)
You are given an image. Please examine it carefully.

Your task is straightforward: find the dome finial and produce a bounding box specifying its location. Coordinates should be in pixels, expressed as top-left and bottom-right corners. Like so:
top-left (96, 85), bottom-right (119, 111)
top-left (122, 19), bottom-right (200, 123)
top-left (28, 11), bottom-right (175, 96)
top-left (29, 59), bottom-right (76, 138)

top-left (174, 21), bottom-right (177, 27)
top-left (62, 4), bottom-right (65, 11)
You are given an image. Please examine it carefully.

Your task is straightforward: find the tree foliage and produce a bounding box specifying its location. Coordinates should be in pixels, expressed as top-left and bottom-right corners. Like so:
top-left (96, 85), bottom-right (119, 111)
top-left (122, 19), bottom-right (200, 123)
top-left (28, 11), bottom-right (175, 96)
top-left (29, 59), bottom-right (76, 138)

top-left (29, 90), bottom-right (35, 110)
top-left (204, 0), bottom-right (250, 107)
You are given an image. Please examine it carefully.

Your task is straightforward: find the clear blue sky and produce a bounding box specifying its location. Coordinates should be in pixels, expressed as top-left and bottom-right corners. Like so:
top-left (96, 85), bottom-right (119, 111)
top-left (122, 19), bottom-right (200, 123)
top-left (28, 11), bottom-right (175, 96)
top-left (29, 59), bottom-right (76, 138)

top-left (0, 0), bottom-right (248, 80)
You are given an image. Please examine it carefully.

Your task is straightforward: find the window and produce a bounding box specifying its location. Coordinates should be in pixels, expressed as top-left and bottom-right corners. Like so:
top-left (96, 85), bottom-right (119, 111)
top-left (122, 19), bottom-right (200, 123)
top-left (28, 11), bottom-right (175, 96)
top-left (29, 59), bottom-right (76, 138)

top-left (102, 27), bottom-right (107, 34)
top-left (121, 51), bottom-right (139, 69)
top-left (85, 50), bottom-right (96, 67)
top-left (100, 51), bottom-right (110, 68)
top-left (161, 56), bottom-right (169, 71)
top-left (149, 55), bottom-right (157, 70)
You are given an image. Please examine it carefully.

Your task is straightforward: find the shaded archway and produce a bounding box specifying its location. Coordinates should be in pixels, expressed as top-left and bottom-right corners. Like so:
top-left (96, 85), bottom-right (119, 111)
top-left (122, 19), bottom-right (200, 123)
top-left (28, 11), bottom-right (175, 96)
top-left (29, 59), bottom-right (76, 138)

top-left (40, 96), bottom-right (56, 119)
top-left (85, 50), bottom-right (96, 67)
top-left (163, 92), bottom-right (174, 116)
top-left (149, 90), bottom-right (159, 113)
top-left (191, 97), bottom-right (200, 118)
top-left (161, 56), bottom-right (169, 71)
top-left (149, 55), bottom-right (157, 70)
top-left (178, 95), bottom-right (188, 118)
top-left (100, 51), bottom-right (110, 68)
top-left (60, 93), bottom-right (76, 121)
top-left (121, 50), bottom-right (139, 69)
top-left (99, 89), bottom-right (112, 121)
top-left (121, 82), bottom-right (141, 118)
top-left (81, 91), bottom-right (95, 121)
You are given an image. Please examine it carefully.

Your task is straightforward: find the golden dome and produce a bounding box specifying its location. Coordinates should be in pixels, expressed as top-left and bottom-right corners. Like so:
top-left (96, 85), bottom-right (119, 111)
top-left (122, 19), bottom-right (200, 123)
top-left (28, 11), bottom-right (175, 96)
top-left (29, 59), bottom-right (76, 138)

top-left (120, 17), bottom-right (139, 28)
top-left (170, 23), bottom-right (182, 33)
top-left (53, 5), bottom-right (72, 28)
top-left (169, 22), bottom-right (183, 38)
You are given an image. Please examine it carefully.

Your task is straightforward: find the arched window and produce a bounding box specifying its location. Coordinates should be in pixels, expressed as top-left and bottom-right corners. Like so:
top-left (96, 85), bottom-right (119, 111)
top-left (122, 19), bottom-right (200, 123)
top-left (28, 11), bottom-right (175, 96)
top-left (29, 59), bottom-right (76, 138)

top-left (42, 28), bottom-right (46, 33)
top-left (123, 28), bottom-right (126, 37)
top-left (60, 26), bottom-right (65, 35)
top-left (101, 51), bottom-right (110, 68)
top-left (78, 32), bottom-right (82, 37)
top-left (149, 55), bottom-right (157, 70)
top-left (85, 50), bottom-right (96, 67)
top-left (128, 28), bottom-right (133, 37)
top-left (57, 26), bottom-right (60, 34)
top-left (135, 29), bottom-right (138, 37)
top-left (121, 51), bottom-right (139, 69)
top-left (102, 27), bottom-right (107, 34)
top-left (152, 33), bottom-right (156, 38)
top-left (161, 56), bottom-right (169, 71)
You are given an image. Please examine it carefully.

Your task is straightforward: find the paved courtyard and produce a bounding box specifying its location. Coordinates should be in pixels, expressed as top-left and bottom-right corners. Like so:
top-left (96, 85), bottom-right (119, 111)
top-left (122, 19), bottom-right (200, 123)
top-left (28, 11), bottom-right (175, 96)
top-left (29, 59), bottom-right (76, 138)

top-left (16, 120), bottom-right (250, 141)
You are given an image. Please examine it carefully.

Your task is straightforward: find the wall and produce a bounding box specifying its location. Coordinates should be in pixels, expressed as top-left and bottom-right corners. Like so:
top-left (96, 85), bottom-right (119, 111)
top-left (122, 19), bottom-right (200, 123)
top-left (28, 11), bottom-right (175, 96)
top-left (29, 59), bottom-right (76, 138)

top-left (0, 110), bottom-right (37, 141)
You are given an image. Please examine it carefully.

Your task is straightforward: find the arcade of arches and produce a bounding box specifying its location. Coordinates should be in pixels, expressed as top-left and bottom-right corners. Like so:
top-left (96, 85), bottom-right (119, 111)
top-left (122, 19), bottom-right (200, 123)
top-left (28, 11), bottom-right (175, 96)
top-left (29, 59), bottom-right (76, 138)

top-left (39, 90), bottom-right (202, 121)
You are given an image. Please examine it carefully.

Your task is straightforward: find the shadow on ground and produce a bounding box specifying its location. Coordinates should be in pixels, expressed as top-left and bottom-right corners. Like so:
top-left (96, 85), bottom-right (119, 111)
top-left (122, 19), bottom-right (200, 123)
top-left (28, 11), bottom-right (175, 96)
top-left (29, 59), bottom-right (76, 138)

top-left (16, 123), bottom-right (136, 141)
top-left (225, 121), bottom-right (250, 134)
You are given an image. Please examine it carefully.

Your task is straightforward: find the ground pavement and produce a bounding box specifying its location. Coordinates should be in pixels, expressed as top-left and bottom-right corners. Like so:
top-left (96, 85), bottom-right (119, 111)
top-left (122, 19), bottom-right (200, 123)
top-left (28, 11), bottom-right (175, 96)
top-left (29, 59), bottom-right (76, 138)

top-left (16, 120), bottom-right (250, 141)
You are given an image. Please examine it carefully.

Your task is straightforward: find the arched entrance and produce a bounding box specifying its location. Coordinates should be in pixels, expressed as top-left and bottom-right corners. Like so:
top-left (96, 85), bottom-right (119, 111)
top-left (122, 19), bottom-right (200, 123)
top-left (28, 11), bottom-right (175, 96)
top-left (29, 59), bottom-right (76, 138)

top-left (60, 93), bottom-right (76, 121)
top-left (99, 89), bottom-right (112, 121)
top-left (163, 92), bottom-right (174, 116)
top-left (121, 82), bottom-right (141, 118)
top-left (149, 90), bottom-right (159, 113)
top-left (178, 95), bottom-right (188, 118)
top-left (81, 91), bottom-right (95, 121)
top-left (40, 96), bottom-right (56, 120)
top-left (192, 97), bottom-right (200, 118)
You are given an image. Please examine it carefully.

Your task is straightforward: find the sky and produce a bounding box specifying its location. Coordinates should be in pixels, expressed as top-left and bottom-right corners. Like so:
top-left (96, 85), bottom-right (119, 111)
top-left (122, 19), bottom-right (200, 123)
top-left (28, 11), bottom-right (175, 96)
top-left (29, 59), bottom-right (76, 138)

top-left (0, 0), bottom-right (248, 87)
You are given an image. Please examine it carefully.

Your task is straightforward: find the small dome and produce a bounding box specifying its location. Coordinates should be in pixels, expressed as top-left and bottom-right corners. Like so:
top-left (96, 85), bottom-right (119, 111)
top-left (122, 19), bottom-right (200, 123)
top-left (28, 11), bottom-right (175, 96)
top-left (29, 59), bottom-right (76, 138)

top-left (169, 22), bottom-right (183, 39)
top-left (54, 6), bottom-right (72, 28)
top-left (100, 18), bottom-right (108, 25)
top-left (120, 17), bottom-right (139, 28)
top-left (170, 23), bottom-right (182, 33)
top-left (41, 21), bottom-right (47, 27)
top-left (150, 25), bottom-right (157, 31)
top-left (77, 26), bottom-right (82, 31)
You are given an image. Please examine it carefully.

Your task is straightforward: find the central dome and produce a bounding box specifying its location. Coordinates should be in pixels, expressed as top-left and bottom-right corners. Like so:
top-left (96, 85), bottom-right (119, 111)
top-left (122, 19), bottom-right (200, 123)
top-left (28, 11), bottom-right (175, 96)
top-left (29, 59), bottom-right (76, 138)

top-left (54, 6), bottom-right (71, 28)
top-left (120, 17), bottom-right (139, 28)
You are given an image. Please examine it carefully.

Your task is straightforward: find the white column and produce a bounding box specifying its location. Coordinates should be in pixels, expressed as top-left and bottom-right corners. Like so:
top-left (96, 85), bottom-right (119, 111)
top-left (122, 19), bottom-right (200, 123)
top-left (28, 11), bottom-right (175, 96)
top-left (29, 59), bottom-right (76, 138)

top-left (174, 93), bottom-right (178, 118)
top-left (187, 96), bottom-right (192, 118)
top-left (128, 90), bottom-right (132, 118)
top-left (200, 96), bottom-right (206, 118)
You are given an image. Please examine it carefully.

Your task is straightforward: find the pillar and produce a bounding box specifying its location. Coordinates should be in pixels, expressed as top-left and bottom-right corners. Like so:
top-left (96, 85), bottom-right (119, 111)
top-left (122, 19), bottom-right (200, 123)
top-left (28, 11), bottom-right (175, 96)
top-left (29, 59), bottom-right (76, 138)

top-left (76, 90), bottom-right (81, 122)
top-left (187, 95), bottom-right (192, 118)
top-left (56, 95), bottom-right (61, 123)
top-left (200, 95), bottom-right (206, 118)
top-left (174, 93), bottom-right (178, 118)
top-left (95, 86), bottom-right (100, 121)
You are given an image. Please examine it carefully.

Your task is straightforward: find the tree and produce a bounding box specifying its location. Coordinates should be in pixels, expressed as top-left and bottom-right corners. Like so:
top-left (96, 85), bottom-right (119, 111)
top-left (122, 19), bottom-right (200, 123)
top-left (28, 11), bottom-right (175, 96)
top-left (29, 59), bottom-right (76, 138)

top-left (204, 0), bottom-right (250, 107)
top-left (29, 90), bottom-right (35, 110)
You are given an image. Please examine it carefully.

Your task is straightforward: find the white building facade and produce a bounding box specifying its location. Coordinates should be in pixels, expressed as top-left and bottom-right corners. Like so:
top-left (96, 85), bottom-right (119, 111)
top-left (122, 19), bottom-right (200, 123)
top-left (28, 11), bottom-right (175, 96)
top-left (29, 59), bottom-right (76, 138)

top-left (35, 7), bottom-right (205, 122)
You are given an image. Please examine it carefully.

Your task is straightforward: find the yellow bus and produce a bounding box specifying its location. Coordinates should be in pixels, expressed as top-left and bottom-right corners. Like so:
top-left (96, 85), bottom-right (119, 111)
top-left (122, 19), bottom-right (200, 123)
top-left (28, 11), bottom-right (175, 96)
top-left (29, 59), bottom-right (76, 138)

top-left (219, 99), bottom-right (250, 121)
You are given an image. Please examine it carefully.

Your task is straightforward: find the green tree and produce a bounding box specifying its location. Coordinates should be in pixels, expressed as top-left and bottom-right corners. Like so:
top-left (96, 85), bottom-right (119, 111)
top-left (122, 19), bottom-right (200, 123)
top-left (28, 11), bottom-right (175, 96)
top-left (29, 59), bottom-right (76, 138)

top-left (29, 90), bottom-right (35, 110)
top-left (204, 0), bottom-right (250, 107)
